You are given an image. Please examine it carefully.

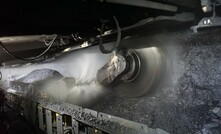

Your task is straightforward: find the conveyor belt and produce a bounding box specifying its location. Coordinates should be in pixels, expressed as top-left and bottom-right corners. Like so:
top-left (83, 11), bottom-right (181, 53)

top-left (5, 91), bottom-right (169, 134)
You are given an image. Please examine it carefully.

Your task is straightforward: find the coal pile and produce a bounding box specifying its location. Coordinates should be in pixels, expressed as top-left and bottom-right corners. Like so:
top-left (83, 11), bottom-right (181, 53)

top-left (92, 30), bottom-right (221, 134)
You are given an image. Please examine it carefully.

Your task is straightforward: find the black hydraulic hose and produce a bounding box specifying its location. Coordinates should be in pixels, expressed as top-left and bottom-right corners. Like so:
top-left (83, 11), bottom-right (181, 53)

top-left (99, 16), bottom-right (121, 54)
top-left (0, 35), bottom-right (58, 61)
top-left (0, 71), bottom-right (2, 80)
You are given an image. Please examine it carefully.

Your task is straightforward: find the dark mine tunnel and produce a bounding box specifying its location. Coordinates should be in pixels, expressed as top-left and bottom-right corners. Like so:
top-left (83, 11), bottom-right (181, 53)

top-left (1, 0), bottom-right (221, 134)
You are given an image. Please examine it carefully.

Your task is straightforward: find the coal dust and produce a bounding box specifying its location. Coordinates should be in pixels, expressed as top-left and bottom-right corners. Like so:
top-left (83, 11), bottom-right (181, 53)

top-left (0, 45), bottom-right (112, 106)
top-left (92, 30), bottom-right (221, 134)
top-left (1, 30), bottom-right (221, 134)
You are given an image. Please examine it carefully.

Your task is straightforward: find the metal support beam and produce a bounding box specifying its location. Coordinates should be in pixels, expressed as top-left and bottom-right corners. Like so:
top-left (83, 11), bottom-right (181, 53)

top-left (103, 0), bottom-right (177, 12)
top-left (72, 118), bottom-right (79, 134)
top-left (87, 127), bottom-right (94, 134)
top-left (38, 106), bottom-right (44, 131)
top-left (56, 114), bottom-right (63, 134)
top-left (46, 110), bottom-right (53, 134)
top-left (31, 102), bottom-right (37, 124)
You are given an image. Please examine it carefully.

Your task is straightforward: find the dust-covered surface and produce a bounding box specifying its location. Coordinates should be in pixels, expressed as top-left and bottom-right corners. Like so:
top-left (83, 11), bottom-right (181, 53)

top-left (9, 69), bottom-right (63, 95)
top-left (3, 29), bottom-right (221, 134)
top-left (92, 30), bottom-right (221, 134)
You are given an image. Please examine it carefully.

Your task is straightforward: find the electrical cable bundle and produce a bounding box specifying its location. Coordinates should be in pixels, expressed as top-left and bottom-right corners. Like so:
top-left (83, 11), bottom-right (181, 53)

top-left (0, 35), bottom-right (58, 61)
top-left (99, 16), bottom-right (121, 54)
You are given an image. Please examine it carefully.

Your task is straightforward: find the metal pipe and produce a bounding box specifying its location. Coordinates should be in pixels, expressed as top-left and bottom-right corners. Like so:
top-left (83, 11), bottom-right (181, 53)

top-left (103, 0), bottom-right (177, 12)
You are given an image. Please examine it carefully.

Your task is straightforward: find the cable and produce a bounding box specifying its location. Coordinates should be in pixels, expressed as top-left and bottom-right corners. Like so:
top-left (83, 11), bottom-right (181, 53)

top-left (64, 126), bottom-right (73, 134)
top-left (0, 71), bottom-right (2, 80)
top-left (99, 16), bottom-right (121, 54)
top-left (42, 38), bottom-right (51, 46)
top-left (0, 35), bottom-right (58, 61)
top-left (212, 0), bottom-right (221, 18)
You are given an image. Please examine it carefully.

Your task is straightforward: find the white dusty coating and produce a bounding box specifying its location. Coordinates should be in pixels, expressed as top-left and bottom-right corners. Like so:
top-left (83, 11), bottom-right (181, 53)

top-left (0, 45), bottom-right (111, 106)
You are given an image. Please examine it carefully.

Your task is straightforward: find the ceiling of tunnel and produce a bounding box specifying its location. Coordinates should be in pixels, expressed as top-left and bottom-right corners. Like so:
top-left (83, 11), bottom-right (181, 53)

top-left (0, 0), bottom-right (197, 37)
